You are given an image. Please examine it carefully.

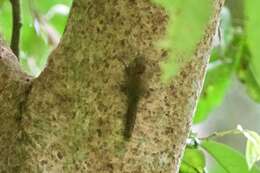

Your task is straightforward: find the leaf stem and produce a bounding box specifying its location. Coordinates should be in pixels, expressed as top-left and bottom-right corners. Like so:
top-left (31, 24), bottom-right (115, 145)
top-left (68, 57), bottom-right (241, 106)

top-left (199, 129), bottom-right (242, 140)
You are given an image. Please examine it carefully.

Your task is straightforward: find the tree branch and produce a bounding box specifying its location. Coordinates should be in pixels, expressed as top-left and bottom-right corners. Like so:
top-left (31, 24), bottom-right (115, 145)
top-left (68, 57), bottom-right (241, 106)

top-left (0, 38), bottom-right (32, 171)
top-left (17, 0), bottom-right (225, 172)
top-left (10, 0), bottom-right (22, 59)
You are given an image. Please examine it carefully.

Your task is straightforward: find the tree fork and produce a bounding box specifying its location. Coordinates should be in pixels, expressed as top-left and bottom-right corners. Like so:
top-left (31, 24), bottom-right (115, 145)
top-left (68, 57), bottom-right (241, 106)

top-left (0, 0), bottom-right (224, 172)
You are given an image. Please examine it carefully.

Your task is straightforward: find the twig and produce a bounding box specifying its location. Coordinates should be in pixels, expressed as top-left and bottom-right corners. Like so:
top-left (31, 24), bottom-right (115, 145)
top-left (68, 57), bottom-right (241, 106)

top-left (10, 0), bottom-right (22, 60)
top-left (199, 129), bottom-right (242, 140)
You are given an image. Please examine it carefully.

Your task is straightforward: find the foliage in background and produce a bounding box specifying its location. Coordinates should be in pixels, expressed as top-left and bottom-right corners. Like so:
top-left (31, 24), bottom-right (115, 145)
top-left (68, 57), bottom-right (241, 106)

top-left (181, 126), bottom-right (260, 173)
top-left (194, 2), bottom-right (260, 124)
top-left (242, 0), bottom-right (260, 102)
top-left (0, 0), bottom-right (71, 76)
top-left (182, 0), bottom-right (260, 172)
top-left (202, 139), bottom-right (260, 173)
top-left (152, 0), bottom-right (212, 82)
top-left (245, 0), bottom-right (260, 90)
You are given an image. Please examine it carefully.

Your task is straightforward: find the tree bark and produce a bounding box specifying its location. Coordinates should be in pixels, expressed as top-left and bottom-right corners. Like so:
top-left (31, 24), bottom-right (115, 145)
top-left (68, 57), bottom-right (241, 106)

top-left (0, 0), bottom-right (224, 172)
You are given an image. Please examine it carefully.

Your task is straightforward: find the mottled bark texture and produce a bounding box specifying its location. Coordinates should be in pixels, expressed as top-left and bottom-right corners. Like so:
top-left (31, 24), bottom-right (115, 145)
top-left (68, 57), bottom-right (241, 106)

top-left (0, 0), bottom-right (224, 172)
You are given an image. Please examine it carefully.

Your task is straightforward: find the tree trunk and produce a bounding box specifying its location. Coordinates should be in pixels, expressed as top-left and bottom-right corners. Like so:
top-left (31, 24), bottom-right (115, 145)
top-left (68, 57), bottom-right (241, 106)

top-left (0, 0), bottom-right (224, 172)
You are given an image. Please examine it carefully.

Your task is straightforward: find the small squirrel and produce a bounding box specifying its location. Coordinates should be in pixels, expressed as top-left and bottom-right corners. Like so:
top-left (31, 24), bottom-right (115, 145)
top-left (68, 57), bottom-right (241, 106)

top-left (120, 56), bottom-right (146, 139)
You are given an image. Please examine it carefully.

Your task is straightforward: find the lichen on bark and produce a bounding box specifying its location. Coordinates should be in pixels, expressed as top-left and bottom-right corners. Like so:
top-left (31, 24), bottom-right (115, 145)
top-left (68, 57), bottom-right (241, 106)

top-left (0, 0), bottom-right (224, 172)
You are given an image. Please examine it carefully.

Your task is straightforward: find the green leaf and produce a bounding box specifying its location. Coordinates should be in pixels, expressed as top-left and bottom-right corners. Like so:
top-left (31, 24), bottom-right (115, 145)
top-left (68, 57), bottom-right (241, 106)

top-left (193, 11), bottom-right (243, 123)
top-left (180, 148), bottom-right (206, 173)
top-left (201, 140), bottom-right (251, 173)
top-left (251, 165), bottom-right (260, 173)
top-left (0, 1), bottom-right (12, 41)
top-left (237, 126), bottom-right (260, 169)
top-left (0, 0), bottom-right (6, 8)
top-left (209, 161), bottom-right (230, 173)
top-left (209, 160), bottom-right (260, 173)
top-left (245, 0), bottom-right (260, 88)
top-left (193, 33), bottom-right (244, 124)
top-left (152, 0), bottom-right (213, 82)
top-left (247, 137), bottom-right (260, 170)
top-left (193, 50), bottom-right (232, 123)
top-left (236, 43), bottom-right (260, 102)
top-left (180, 162), bottom-right (200, 173)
